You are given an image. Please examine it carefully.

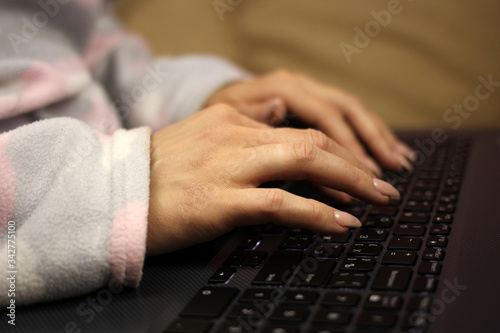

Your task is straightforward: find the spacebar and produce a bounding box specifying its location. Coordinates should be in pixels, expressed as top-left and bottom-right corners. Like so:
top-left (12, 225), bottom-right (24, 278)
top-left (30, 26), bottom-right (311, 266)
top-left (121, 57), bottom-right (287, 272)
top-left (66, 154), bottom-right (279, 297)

top-left (252, 250), bottom-right (303, 285)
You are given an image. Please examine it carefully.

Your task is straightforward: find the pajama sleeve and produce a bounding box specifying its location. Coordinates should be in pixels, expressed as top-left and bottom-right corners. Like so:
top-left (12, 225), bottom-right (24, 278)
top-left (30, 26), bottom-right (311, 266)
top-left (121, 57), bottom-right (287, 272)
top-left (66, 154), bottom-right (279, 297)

top-left (0, 118), bottom-right (151, 306)
top-left (0, 0), bottom-right (250, 306)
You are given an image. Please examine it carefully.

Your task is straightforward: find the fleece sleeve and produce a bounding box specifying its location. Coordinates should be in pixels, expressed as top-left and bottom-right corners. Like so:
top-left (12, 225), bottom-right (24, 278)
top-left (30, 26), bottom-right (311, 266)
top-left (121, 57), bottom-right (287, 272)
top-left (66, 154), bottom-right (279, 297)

top-left (0, 118), bottom-right (151, 306)
top-left (85, 3), bottom-right (252, 131)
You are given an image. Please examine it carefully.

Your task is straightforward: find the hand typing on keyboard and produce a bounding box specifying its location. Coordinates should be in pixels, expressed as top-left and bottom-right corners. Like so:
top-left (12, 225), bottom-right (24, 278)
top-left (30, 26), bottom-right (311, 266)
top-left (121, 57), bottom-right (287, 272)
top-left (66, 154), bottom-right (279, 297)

top-left (206, 70), bottom-right (415, 174)
top-left (146, 104), bottom-right (401, 256)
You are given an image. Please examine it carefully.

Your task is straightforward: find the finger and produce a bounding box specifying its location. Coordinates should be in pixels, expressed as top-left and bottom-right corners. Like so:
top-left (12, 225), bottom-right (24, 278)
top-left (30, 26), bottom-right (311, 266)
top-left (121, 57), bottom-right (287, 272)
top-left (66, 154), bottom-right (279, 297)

top-left (201, 103), bottom-right (271, 130)
top-left (262, 84), bottom-right (381, 173)
top-left (320, 114), bottom-right (384, 175)
top-left (395, 141), bottom-right (417, 162)
top-left (247, 127), bottom-right (375, 177)
top-left (298, 78), bottom-right (409, 171)
top-left (245, 142), bottom-right (400, 204)
top-left (329, 96), bottom-right (412, 171)
top-left (315, 185), bottom-right (355, 204)
top-left (249, 98), bottom-right (288, 125)
top-left (222, 188), bottom-right (361, 233)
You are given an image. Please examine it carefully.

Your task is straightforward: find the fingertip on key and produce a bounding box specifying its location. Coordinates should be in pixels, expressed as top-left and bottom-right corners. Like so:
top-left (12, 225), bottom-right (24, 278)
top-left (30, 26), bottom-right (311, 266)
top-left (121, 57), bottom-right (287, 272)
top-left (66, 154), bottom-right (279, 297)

top-left (372, 178), bottom-right (400, 200)
top-left (334, 210), bottom-right (362, 228)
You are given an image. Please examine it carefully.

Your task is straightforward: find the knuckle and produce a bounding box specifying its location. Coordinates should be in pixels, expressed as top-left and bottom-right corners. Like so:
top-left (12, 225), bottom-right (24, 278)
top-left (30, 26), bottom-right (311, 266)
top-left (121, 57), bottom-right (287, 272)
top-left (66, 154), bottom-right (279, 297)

top-left (343, 94), bottom-right (364, 109)
top-left (308, 199), bottom-right (326, 222)
top-left (291, 141), bottom-right (317, 163)
top-left (261, 189), bottom-right (285, 214)
top-left (209, 103), bottom-right (241, 121)
top-left (306, 128), bottom-right (329, 150)
top-left (346, 166), bottom-right (366, 187)
top-left (270, 69), bottom-right (294, 81)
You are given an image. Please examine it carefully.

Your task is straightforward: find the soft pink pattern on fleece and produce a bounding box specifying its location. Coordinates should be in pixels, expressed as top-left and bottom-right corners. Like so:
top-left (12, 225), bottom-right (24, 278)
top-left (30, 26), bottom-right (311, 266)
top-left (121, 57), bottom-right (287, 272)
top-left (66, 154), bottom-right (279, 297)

top-left (84, 32), bottom-right (132, 68)
top-left (109, 201), bottom-right (149, 287)
top-left (5, 62), bottom-right (68, 118)
top-left (0, 132), bottom-right (15, 231)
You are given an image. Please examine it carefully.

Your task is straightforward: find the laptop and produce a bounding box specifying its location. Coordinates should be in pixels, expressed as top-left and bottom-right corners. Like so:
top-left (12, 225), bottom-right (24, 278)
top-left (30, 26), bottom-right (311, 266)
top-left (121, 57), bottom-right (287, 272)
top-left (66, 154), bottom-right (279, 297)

top-left (2, 129), bottom-right (500, 333)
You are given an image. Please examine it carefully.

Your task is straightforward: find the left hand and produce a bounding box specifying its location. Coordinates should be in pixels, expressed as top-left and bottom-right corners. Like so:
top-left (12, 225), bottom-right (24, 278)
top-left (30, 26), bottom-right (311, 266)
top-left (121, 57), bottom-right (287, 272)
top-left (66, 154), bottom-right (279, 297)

top-left (206, 70), bottom-right (414, 174)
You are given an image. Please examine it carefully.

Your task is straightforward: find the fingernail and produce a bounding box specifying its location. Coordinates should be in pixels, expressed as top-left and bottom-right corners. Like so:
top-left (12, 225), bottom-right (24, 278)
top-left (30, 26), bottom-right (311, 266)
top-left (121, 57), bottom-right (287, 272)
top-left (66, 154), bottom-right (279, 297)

top-left (363, 156), bottom-right (383, 177)
top-left (373, 178), bottom-right (400, 199)
top-left (263, 98), bottom-right (285, 125)
top-left (407, 151), bottom-right (418, 162)
top-left (393, 152), bottom-right (413, 172)
top-left (396, 142), bottom-right (417, 162)
top-left (334, 211), bottom-right (361, 228)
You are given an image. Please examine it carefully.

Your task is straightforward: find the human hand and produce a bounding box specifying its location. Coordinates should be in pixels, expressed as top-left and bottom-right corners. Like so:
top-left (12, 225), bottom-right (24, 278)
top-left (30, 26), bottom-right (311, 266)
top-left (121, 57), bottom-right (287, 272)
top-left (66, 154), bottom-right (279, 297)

top-left (206, 70), bottom-right (415, 175)
top-left (147, 104), bottom-right (400, 256)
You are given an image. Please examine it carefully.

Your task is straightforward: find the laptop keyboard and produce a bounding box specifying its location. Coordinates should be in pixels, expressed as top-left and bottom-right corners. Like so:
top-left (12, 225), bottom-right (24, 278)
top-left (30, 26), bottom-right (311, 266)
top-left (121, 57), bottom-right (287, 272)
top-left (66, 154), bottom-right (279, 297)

top-left (165, 138), bottom-right (469, 333)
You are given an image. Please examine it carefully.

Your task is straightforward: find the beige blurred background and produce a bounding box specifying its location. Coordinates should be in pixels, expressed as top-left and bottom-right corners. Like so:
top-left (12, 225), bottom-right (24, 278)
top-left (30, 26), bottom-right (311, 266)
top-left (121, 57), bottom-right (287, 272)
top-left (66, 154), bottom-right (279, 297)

top-left (116, 0), bottom-right (500, 130)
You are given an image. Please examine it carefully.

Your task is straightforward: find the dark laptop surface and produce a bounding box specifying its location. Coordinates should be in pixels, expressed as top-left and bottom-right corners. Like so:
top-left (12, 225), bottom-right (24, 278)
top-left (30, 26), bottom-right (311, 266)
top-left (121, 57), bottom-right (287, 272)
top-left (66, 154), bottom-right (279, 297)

top-left (3, 130), bottom-right (500, 333)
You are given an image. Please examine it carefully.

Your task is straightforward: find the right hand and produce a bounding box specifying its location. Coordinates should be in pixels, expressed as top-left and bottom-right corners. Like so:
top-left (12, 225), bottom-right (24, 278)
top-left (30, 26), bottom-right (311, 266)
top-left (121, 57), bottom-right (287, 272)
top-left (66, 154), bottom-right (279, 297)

top-left (147, 104), bottom-right (400, 256)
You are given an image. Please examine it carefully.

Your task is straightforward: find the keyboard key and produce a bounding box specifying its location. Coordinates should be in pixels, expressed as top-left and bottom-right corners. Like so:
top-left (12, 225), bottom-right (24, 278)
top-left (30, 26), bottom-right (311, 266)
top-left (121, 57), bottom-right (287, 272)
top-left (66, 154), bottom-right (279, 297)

top-left (305, 328), bottom-right (343, 333)
top-left (238, 236), bottom-right (261, 249)
top-left (320, 232), bottom-right (350, 243)
top-left (418, 261), bottom-right (441, 275)
top-left (279, 236), bottom-right (313, 250)
top-left (180, 287), bottom-right (239, 318)
top-left (413, 276), bottom-right (438, 292)
top-left (321, 292), bottom-right (360, 307)
top-left (409, 190), bottom-right (435, 201)
top-left (414, 180), bottom-right (439, 190)
top-left (358, 311), bottom-right (396, 327)
top-left (382, 251), bottom-right (417, 265)
top-left (402, 312), bottom-right (428, 329)
top-left (426, 235), bottom-right (448, 247)
top-left (339, 257), bottom-right (376, 272)
top-left (372, 267), bottom-right (412, 291)
top-left (442, 186), bottom-right (460, 195)
top-left (355, 229), bottom-right (388, 242)
top-left (214, 322), bottom-right (252, 333)
top-left (388, 237), bottom-right (422, 250)
top-left (437, 204), bottom-right (455, 213)
top-left (407, 295), bottom-right (431, 311)
top-left (404, 201), bottom-right (433, 212)
top-left (293, 258), bottom-right (336, 287)
top-left (242, 251), bottom-right (267, 266)
top-left (399, 212), bottom-right (429, 223)
top-left (166, 319), bottom-right (212, 333)
top-left (224, 250), bottom-right (248, 266)
top-left (394, 224), bottom-right (426, 236)
top-left (251, 224), bottom-right (285, 234)
top-left (260, 325), bottom-right (297, 333)
top-left (282, 290), bottom-right (318, 305)
top-left (288, 228), bottom-right (316, 235)
top-left (422, 248), bottom-right (445, 261)
top-left (369, 206), bottom-right (398, 216)
top-left (330, 272), bottom-right (369, 288)
top-left (434, 213), bottom-right (453, 223)
top-left (311, 244), bottom-right (343, 258)
top-left (226, 304), bottom-right (265, 320)
top-left (364, 294), bottom-right (402, 310)
top-left (253, 250), bottom-right (302, 285)
top-left (344, 205), bottom-right (365, 218)
top-left (430, 224), bottom-right (450, 235)
top-left (269, 307), bottom-right (309, 322)
top-left (239, 289), bottom-right (273, 303)
top-left (363, 217), bottom-right (393, 229)
top-left (440, 194), bottom-right (458, 203)
top-left (209, 267), bottom-right (236, 283)
top-left (348, 243), bottom-right (382, 256)
top-left (312, 309), bottom-right (351, 325)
